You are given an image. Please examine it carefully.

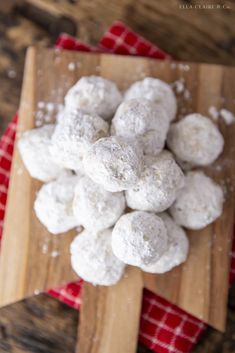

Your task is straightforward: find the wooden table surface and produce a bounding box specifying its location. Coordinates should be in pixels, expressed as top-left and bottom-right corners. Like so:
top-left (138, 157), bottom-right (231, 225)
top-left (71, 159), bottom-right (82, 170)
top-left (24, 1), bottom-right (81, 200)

top-left (0, 1), bottom-right (235, 352)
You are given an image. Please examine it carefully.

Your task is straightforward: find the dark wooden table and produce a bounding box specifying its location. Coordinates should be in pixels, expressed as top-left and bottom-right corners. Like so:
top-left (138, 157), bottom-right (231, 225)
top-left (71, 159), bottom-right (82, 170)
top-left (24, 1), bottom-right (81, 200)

top-left (0, 1), bottom-right (235, 352)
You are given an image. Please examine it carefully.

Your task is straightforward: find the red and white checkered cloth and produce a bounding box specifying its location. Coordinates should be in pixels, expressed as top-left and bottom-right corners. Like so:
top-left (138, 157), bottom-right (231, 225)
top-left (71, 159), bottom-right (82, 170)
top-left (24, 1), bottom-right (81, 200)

top-left (1, 21), bottom-right (235, 353)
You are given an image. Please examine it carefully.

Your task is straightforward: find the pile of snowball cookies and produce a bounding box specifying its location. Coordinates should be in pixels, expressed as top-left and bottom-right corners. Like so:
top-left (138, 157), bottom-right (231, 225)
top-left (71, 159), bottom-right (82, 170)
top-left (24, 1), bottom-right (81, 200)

top-left (18, 76), bottom-right (224, 286)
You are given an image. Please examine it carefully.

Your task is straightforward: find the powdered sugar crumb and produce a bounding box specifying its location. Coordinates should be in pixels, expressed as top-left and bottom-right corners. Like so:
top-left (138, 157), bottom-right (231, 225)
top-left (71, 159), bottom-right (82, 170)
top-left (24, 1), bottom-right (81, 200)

top-left (68, 62), bottom-right (76, 71)
top-left (46, 103), bottom-right (55, 112)
top-left (173, 79), bottom-right (185, 94)
top-left (220, 109), bottom-right (235, 125)
top-left (7, 69), bottom-right (17, 79)
top-left (41, 243), bottom-right (48, 254)
top-left (208, 106), bottom-right (235, 125)
top-left (208, 106), bottom-right (219, 121)
top-left (183, 89), bottom-right (191, 100)
top-left (51, 250), bottom-right (60, 257)
top-left (38, 101), bottom-right (45, 109)
top-left (178, 63), bottom-right (190, 72)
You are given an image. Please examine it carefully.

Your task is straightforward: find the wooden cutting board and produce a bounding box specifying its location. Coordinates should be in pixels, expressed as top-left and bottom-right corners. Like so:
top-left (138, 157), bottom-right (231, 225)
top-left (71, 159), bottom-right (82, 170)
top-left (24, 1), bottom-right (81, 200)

top-left (0, 47), bottom-right (235, 332)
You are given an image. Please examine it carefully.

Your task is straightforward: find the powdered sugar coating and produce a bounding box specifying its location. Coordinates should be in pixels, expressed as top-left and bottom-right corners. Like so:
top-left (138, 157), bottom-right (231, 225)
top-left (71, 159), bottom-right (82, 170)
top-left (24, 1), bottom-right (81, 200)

top-left (167, 113), bottom-right (224, 166)
top-left (141, 213), bottom-right (189, 273)
top-left (73, 175), bottom-right (125, 231)
top-left (50, 109), bottom-right (109, 170)
top-left (70, 228), bottom-right (125, 286)
top-left (124, 77), bottom-right (177, 122)
top-left (65, 76), bottom-right (122, 120)
top-left (112, 211), bottom-right (168, 266)
top-left (34, 173), bottom-right (80, 234)
top-left (111, 98), bottom-right (169, 155)
top-left (170, 171), bottom-right (224, 230)
top-left (126, 152), bottom-right (185, 212)
top-left (18, 124), bottom-right (64, 182)
top-left (83, 136), bottom-right (143, 192)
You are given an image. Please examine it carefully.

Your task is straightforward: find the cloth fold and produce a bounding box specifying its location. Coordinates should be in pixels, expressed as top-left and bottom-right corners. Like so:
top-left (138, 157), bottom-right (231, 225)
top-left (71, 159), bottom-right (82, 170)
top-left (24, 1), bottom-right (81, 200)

top-left (0, 21), bottom-right (234, 353)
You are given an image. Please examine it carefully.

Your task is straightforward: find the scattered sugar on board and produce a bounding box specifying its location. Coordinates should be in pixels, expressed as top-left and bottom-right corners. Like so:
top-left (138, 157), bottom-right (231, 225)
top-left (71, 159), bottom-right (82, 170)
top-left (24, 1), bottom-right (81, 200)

top-left (178, 63), bottom-right (190, 72)
top-left (68, 62), bottom-right (76, 71)
top-left (35, 102), bottom-right (65, 125)
top-left (46, 103), bottom-right (54, 112)
top-left (183, 89), bottom-right (191, 100)
top-left (41, 243), bottom-right (48, 254)
top-left (208, 106), bottom-right (235, 125)
top-left (51, 250), bottom-right (60, 257)
top-left (37, 101), bottom-right (45, 109)
top-left (172, 78), bottom-right (185, 94)
top-left (44, 115), bottom-right (53, 123)
top-left (7, 69), bottom-right (17, 79)
top-left (220, 108), bottom-right (235, 125)
top-left (208, 106), bottom-right (219, 121)
top-left (54, 48), bottom-right (62, 55)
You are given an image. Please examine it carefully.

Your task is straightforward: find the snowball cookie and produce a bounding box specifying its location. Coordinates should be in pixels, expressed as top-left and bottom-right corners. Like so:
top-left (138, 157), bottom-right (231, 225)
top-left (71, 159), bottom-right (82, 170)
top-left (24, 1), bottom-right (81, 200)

top-left (112, 211), bottom-right (168, 266)
top-left (126, 151), bottom-right (185, 212)
top-left (18, 124), bottom-right (64, 182)
top-left (167, 113), bottom-right (224, 167)
top-left (141, 213), bottom-right (189, 273)
top-left (34, 173), bottom-right (80, 234)
top-left (50, 109), bottom-right (109, 170)
top-left (111, 98), bottom-right (169, 155)
top-left (65, 75), bottom-right (122, 120)
top-left (124, 77), bottom-right (177, 122)
top-left (73, 175), bottom-right (125, 231)
top-left (83, 136), bottom-right (143, 192)
top-left (170, 171), bottom-right (224, 230)
top-left (70, 228), bottom-right (125, 286)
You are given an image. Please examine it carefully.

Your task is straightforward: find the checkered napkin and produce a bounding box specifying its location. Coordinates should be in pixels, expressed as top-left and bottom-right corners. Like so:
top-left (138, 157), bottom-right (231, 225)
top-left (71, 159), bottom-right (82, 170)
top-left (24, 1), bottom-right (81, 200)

top-left (1, 21), bottom-right (235, 353)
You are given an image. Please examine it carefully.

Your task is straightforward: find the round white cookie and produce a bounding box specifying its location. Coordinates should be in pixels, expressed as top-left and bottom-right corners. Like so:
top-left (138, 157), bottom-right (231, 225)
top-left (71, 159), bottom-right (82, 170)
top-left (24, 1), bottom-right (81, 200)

top-left (70, 228), bottom-right (125, 286)
top-left (170, 171), bottom-right (224, 230)
top-left (167, 113), bottom-right (224, 166)
top-left (112, 211), bottom-right (168, 266)
top-left (125, 152), bottom-right (185, 212)
top-left (34, 173), bottom-right (80, 234)
top-left (65, 75), bottom-right (122, 120)
top-left (141, 213), bottom-right (189, 273)
top-left (73, 175), bottom-right (125, 231)
top-left (50, 109), bottom-right (109, 170)
top-left (124, 77), bottom-right (177, 122)
top-left (18, 124), bottom-right (64, 182)
top-left (83, 136), bottom-right (143, 192)
top-left (111, 98), bottom-right (169, 155)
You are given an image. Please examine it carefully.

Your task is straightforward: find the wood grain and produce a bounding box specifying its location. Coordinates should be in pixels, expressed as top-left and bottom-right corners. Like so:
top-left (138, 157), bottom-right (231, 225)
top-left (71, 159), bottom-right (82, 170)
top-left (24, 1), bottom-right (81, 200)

top-left (0, 49), bottom-right (234, 332)
top-left (24, 0), bottom-right (235, 64)
top-left (0, 47), bottom-right (78, 307)
top-left (143, 62), bottom-right (235, 331)
top-left (0, 286), bottom-right (235, 353)
top-left (0, 294), bottom-right (78, 353)
top-left (77, 267), bottom-right (143, 353)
